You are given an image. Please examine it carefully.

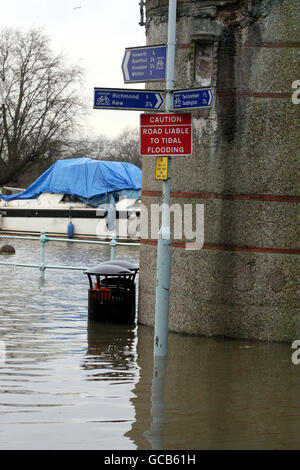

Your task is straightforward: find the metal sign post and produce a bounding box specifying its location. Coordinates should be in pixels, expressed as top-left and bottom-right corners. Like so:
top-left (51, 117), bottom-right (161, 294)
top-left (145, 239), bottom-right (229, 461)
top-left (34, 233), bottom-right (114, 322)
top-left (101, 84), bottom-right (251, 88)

top-left (92, 0), bottom-right (181, 358)
top-left (153, 0), bottom-right (177, 357)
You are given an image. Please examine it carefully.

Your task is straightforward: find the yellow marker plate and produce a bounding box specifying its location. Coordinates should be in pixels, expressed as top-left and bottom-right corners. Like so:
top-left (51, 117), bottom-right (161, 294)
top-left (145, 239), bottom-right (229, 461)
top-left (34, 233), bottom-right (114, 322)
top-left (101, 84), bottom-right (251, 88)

top-left (155, 157), bottom-right (168, 180)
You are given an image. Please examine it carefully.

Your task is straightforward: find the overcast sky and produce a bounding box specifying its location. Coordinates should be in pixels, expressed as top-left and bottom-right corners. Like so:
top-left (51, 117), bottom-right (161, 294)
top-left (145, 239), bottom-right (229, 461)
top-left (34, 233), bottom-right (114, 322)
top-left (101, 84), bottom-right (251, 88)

top-left (1, 0), bottom-right (146, 138)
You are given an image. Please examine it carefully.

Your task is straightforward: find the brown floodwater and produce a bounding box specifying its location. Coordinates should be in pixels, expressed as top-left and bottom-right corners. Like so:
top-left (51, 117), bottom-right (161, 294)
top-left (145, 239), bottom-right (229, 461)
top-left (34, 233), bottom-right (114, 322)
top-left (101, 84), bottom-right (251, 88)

top-left (0, 239), bottom-right (299, 449)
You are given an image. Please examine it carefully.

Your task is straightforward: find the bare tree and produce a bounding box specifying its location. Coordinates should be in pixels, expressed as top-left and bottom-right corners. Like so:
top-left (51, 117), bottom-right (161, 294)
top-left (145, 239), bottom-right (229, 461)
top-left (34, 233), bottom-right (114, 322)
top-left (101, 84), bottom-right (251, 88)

top-left (105, 128), bottom-right (142, 168)
top-left (67, 128), bottom-right (142, 168)
top-left (66, 135), bottom-right (110, 160)
top-left (0, 27), bottom-right (84, 185)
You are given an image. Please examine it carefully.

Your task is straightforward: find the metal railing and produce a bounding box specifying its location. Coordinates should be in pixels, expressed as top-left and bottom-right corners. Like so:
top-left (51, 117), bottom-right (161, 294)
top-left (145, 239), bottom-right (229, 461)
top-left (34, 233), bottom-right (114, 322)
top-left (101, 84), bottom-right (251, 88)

top-left (0, 230), bottom-right (140, 275)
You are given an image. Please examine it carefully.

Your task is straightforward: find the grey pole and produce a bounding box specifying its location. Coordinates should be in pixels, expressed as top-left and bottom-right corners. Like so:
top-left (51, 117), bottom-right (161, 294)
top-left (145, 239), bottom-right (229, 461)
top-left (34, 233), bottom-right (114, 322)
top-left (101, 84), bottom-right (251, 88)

top-left (153, 0), bottom-right (177, 356)
top-left (110, 233), bottom-right (117, 260)
top-left (40, 229), bottom-right (47, 277)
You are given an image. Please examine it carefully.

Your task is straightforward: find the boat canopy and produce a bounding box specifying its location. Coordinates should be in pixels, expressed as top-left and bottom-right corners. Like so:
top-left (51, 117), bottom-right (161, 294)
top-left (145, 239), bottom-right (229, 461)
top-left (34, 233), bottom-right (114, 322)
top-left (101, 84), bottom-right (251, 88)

top-left (0, 158), bottom-right (142, 207)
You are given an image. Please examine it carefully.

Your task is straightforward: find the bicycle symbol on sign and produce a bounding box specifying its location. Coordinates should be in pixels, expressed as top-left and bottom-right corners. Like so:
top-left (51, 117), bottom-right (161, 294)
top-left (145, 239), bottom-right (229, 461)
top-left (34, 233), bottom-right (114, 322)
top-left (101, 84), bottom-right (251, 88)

top-left (96, 95), bottom-right (111, 106)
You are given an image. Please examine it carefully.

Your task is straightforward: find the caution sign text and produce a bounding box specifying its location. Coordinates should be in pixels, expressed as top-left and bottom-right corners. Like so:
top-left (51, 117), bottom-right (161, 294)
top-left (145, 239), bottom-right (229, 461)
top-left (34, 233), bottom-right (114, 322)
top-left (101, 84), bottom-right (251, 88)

top-left (140, 113), bottom-right (192, 157)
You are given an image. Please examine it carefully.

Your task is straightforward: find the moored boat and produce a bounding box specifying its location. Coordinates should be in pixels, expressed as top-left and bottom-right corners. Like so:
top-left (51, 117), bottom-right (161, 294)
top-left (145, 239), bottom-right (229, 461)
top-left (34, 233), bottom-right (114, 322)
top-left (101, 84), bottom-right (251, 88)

top-left (0, 158), bottom-right (141, 240)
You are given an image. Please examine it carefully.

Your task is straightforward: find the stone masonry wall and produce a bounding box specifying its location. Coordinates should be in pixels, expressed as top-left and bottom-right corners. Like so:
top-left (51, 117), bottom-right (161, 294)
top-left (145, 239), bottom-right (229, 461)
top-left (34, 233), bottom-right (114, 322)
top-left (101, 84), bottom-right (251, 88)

top-left (138, 0), bottom-right (300, 341)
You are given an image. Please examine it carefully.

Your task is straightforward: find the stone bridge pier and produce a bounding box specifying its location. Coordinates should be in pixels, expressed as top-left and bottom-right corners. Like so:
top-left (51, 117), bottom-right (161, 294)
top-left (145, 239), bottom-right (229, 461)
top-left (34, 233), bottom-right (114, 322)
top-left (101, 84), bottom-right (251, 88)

top-left (138, 0), bottom-right (300, 342)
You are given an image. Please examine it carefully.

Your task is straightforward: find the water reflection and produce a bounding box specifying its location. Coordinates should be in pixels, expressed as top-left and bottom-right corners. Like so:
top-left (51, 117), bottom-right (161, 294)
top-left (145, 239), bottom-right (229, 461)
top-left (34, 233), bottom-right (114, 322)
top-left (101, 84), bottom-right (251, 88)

top-left (0, 240), bottom-right (140, 450)
top-left (83, 321), bottom-right (137, 382)
top-left (127, 326), bottom-right (300, 450)
top-left (143, 355), bottom-right (167, 450)
top-left (1, 239), bottom-right (300, 449)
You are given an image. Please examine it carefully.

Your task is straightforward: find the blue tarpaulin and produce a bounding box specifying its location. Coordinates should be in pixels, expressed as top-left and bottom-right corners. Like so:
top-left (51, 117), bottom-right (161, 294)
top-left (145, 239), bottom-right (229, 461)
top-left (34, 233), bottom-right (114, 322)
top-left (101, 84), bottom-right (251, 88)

top-left (0, 158), bottom-right (142, 206)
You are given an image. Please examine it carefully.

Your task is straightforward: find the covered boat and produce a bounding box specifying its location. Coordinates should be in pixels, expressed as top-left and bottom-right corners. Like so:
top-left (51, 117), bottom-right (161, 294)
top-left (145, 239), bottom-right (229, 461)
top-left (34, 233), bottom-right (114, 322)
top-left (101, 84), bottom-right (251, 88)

top-left (0, 158), bottom-right (142, 239)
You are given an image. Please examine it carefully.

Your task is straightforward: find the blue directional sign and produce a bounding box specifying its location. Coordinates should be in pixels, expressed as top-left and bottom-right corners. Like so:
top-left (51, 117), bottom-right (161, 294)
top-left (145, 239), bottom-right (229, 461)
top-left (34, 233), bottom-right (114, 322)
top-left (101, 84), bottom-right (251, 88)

top-left (172, 88), bottom-right (214, 110)
top-left (122, 45), bottom-right (167, 83)
top-left (93, 88), bottom-right (164, 111)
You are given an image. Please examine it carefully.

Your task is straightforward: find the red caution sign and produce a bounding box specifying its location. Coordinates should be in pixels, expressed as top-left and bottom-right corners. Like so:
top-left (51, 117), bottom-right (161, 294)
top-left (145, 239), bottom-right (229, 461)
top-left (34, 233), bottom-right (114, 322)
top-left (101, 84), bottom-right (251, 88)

top-left (140, 113), bottom-right (192, 156)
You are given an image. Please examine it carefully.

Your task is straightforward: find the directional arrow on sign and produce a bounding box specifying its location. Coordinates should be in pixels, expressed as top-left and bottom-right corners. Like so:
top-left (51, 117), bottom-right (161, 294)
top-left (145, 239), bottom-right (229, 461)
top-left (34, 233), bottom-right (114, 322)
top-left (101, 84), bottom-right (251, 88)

top-left (172, 88), bottom-right (214, 110)
top-left (122, 51), bottom-right (131, 81)
top-left (121, 45), bottom-right (167, 83)
top-left (93, 88), bottom-right (165, 111)
top-left (153, 93), bottom-right (164, 109)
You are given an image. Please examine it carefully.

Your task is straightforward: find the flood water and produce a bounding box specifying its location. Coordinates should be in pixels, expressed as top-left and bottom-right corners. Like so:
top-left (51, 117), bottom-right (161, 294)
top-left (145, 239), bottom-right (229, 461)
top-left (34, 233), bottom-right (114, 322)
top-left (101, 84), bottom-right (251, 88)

top-left (0, 238), bottom-right (299, 450)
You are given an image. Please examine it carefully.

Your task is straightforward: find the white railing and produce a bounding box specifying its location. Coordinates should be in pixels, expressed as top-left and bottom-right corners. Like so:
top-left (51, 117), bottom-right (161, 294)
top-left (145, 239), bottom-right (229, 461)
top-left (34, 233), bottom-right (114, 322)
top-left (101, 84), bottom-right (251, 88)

top-left (0, 230), bottom-right (140, 275)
